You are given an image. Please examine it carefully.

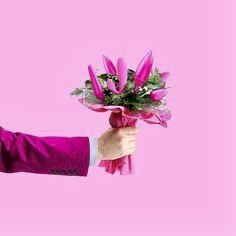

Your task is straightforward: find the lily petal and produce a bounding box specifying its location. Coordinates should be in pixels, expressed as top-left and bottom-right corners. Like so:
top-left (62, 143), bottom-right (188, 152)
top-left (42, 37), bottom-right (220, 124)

top-left (160, 72), bottom-right (169, 81)
top-left (116, 57), bottom-right (127, 94)
top-left (134, 51), bottom-right (153, 92)
top-left (102, 55), bottom-right (117, 75)
top-left (107, 79), bottom-right (119, 94)
top-left (88, 64), bottom-right (104, 100)
top-left (150, 89), bottom-right (167, 101)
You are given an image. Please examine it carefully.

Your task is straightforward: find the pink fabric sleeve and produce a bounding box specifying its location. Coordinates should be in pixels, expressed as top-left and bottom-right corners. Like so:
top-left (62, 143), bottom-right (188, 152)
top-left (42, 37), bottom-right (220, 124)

top-left (0, 126), bottom-right (90, 176)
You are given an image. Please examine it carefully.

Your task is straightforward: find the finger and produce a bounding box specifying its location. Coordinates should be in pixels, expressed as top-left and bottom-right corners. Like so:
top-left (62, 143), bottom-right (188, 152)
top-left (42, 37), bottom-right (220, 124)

top-left (126, 148), bottom-right (136, 155)
top-left (128, 139), bottom-right (136, 143)
top-left (121, 127), bottom-right (138, 135)
top-left (122, 137), bottom-right (136, 145)
top-left (123, 134), bottom-right (136, 141)
top-left (125, 142), bottom-right (136, 149)
top-left (128, 147), bottom-right (135, 152)
top-left (123, 134), bottom-right (137, 141)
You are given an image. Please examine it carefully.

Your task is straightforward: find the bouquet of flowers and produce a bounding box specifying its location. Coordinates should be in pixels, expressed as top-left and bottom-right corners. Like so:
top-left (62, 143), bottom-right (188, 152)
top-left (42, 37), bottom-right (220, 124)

top-left (71, 51), bottom-right (171, 175)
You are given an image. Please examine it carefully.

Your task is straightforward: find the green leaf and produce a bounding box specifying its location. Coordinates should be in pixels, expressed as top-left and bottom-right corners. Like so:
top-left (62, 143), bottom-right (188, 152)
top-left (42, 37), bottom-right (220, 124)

top-left (85, 80), bottom-right (92, 89)
top-left (98, 73), bottom-right (109, 80)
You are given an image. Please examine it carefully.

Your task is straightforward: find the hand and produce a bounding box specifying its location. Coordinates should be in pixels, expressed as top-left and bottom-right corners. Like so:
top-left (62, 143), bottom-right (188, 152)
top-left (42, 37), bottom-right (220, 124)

top-left (98, 127), bottom-right (138, 161)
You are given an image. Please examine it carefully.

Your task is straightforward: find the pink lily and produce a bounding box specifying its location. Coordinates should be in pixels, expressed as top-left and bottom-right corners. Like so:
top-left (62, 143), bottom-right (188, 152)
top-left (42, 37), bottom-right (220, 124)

top-left (88, 64), bottom-right (104, 100)
top-left (134, 51), bottom-right (154, 92)
top-left (160, 72), bottom-right (169, 81)
top-left (150, 89), bottom-right (167, 101)
top-left (106, 57), bottom-right (128, 95)
top-left (102, 55), bottom-right (117, 75)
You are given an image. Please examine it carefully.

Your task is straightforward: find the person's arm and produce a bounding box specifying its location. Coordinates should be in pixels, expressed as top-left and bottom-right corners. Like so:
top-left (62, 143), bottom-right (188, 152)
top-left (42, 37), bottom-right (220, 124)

top-left (0, 126), bottom-right (90, 176)
top-left (0, 126), bottom-right (138, 177)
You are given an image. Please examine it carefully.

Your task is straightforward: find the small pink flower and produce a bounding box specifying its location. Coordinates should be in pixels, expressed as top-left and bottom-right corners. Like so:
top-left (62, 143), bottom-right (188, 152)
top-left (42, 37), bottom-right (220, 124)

top-left (160, 72), bottom-right (169, 81)
top-left (150, 89), bottom-right (167, 101)
top-left (88, 64), bottom-right (104, 100)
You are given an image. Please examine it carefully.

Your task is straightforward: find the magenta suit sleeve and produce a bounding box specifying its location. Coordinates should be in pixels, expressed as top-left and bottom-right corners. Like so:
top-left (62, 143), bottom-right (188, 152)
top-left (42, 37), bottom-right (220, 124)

top-left (0, 126), bottom-right (90, 176)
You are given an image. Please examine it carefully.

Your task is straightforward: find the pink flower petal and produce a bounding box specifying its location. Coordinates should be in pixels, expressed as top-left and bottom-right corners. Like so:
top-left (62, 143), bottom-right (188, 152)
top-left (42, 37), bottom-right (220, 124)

top-left (116, 57), bottom-right (128, 94)
top-left (88, 64), bottom-right (104, 100)
top-left (160, 72), bottom-right (170, 81)
top-left (107, 78), bottom-right (119, 94)
top-left (134, 51), bottom-right (153, 92)
top-left (102, 55), bottom-right (117, 75)
top-left (150, 89), bottom-right (167, 101)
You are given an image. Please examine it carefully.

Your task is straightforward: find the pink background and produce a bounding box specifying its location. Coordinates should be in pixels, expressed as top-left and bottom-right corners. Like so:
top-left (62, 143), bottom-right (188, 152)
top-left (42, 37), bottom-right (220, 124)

top-left (0, 0), bottom-right (235, 235)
